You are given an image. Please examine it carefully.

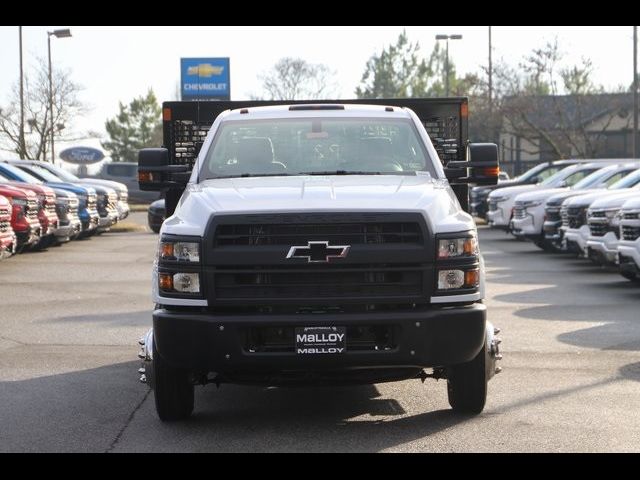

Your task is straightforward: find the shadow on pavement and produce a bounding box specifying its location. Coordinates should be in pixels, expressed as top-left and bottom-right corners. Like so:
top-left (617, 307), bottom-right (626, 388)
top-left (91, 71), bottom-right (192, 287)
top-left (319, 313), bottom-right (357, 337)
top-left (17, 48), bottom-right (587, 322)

top-left (0, 360), bottom-right (474, 452)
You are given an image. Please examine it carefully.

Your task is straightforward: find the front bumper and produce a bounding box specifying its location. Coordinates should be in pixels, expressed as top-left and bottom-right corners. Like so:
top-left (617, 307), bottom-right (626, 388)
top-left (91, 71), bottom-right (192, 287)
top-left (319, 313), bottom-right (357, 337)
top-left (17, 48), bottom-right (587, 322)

top-left (54, 217), bottom-right (82, 242)
top-left (586, 232), bottom-right (619, 265)
top-left (117, 201), bottom-right (129, 221)
top-left (618, 240), bottom-right (640, 275)
top-left (0, 232), bottom-right (17, 258)
top-left (153, 303), bottom-right (487, 375)
top-left (16, 226), bottom-right (41, 246)
top-left (80, 210), bottom-right (99, 233)
top-left (97, 211), bottom-right (118, 231)
top-left (564, 226), bottom-right (590, 256)
top-left (511, 215), bottom-right (540, 240)
top-left (487, 206), bottom-right (510, 229)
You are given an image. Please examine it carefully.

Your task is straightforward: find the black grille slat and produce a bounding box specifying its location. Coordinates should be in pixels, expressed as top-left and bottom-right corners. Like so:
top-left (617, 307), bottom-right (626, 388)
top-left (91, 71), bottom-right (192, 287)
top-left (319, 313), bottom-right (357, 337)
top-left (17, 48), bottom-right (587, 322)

top-left (622, 226), bottom-right (640, 241)
top-left (546, 208), bottom-right (561, 222)
top-left (215, 222), bottom-right (423, 246)
top-left (214, 264), bottom-right (424, 299)
top-left (588, 222), bottom-right (608, 237)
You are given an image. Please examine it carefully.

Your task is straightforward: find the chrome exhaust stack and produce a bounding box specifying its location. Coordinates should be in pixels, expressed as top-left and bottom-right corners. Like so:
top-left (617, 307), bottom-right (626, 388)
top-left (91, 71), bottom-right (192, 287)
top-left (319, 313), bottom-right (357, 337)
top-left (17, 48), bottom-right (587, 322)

top-left (137, 328), bottom-right (154, 388)
top-left (486, 322), bottom-right (502, 379)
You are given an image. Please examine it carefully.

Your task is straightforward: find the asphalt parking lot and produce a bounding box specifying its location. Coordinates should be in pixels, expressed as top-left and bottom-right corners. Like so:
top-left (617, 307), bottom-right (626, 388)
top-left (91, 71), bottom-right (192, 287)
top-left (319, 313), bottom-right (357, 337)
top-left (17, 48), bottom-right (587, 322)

top-left (1, 214), bottom-right (639, 452)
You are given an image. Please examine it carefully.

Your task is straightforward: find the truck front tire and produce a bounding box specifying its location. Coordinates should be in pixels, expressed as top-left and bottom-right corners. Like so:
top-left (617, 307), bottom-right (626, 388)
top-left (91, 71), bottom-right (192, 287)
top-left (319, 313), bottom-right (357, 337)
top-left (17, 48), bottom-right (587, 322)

top-left (153, 342), bottom-right (194, 421)
top-left (447, 339), bottom-right (488, 414)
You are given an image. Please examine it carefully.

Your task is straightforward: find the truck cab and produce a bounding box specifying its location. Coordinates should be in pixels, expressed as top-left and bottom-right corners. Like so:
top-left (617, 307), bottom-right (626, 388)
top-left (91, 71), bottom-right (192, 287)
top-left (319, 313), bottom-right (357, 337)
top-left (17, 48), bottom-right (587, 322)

top-left (137, 99), bottom-right (501, 421)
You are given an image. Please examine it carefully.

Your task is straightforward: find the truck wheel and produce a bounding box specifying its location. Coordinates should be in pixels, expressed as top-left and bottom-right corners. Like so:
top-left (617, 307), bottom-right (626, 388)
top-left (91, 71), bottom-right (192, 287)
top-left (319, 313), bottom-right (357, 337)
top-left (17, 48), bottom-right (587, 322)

top-left (152, 342), bottom-right (194, 421)
top-left (620, 271), bottom-right (640, 282)
top-left (447, 340), bottom-right (488, 414)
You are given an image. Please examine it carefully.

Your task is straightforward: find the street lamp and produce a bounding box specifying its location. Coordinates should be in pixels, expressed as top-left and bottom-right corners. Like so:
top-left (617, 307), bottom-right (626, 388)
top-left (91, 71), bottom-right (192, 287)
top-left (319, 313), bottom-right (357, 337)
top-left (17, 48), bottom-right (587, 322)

top-left (47, 28), bottom-right (72, 163)
top-left (435, 34), bottom-right (463, 97)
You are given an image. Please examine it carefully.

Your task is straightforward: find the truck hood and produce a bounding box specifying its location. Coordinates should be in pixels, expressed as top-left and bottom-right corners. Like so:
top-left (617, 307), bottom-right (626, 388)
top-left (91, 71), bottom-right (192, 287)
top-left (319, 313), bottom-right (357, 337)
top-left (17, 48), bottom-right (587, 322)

top-left (487, 184), bottom-right (541, 200)
top-left (166, 175), bottom-right (472, 236)
top-left (75, 178), bottom-right (127, 195)
top-left (565, 188), bottom-right (636, 208)
top-left (42, 182), bottom-right (96, 196)
top-left (514, 187), bottom-right (567, 203)
top-left (621, 197), bottom-right (640, 210)
top-left (589, 191), bottom-right (640, 209)
top-left (546, 189), bottom-right (598, 206)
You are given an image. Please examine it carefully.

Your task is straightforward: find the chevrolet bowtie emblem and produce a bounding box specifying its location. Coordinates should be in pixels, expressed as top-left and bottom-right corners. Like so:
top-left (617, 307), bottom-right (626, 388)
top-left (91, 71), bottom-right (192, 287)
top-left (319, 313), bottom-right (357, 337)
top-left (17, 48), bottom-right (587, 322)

top-left (286, 241), bottom-right (350, 263)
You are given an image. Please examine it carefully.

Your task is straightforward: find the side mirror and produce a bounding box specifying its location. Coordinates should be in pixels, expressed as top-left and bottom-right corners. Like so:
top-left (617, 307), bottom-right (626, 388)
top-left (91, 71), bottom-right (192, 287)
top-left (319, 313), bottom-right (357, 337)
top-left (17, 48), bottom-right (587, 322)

top-left (445, 143), bottom-right (499, 186)
top-left (138, 148), bottom-right (190, 191)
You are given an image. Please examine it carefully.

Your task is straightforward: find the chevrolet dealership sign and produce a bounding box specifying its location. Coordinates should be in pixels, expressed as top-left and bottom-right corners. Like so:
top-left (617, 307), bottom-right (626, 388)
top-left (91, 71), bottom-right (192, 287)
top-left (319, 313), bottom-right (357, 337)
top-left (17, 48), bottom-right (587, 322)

top-left (181, 58), bottom-right (230, 100)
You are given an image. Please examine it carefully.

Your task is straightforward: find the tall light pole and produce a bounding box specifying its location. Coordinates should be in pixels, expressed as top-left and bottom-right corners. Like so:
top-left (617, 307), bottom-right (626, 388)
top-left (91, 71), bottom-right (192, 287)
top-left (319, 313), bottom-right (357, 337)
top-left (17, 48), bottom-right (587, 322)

top-left (488, 26), bottom-right (493, 117)
top-left (435, 34), bottom-right (463, 97)
top-left (633, 25), bottom-right (638, 159)
top-left (19, 26), bottom-right (26, 159)
top-left (47, 28), bottom-right (72, 163)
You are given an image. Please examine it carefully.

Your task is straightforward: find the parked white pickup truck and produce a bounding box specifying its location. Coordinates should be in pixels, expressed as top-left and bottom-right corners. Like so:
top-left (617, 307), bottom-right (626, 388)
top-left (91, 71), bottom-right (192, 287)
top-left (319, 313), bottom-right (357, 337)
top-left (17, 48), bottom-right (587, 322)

top-left (562, 170), bottom-right (640, 256)
top-left (486, 161), bottom-right (614, 230)
top-left (616, 196), bottom-right (640, 281)
top-left (510, 163), bottom-right (638, 250)
top-left (586, 191), bottom-right (640, 265)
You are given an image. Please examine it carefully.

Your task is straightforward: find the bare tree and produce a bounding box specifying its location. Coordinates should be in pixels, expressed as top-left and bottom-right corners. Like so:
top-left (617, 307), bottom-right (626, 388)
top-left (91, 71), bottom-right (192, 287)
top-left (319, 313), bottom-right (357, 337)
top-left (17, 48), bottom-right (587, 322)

top-left (494, 40), bottom-right (628, 162)
top-left (259, 57), bottom-right (338, 100)
top-left (0, 59), bottom-right (87, 160)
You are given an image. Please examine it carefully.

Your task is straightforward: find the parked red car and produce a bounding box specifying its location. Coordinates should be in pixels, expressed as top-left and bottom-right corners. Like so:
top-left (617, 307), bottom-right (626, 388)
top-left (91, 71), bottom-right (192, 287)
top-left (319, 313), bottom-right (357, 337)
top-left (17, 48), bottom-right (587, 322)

top-left (0, 194), bottom-right (16, 259)
top-left (0, 184), bottom-right (41, 250)
top-left (0, 174), bottom-right (58, 248)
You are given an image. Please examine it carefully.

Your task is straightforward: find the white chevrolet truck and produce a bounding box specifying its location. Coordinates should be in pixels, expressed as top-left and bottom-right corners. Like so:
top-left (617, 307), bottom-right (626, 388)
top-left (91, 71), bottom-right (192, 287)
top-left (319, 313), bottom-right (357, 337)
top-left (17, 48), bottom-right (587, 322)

top-left (618, 195), bottom-right (640, 281)
top-left (137, 99), bottom-right (501, 421)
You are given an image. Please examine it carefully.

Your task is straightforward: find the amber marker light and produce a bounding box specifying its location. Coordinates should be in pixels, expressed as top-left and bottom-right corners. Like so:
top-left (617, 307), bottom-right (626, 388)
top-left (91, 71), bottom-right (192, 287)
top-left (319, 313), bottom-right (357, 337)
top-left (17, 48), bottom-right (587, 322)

top-left (464, 269), bottom-right (480, 288)
top-left (160, 242), bottom-right (174, 259)
top-left (159, 273), bottom-right (173, 291)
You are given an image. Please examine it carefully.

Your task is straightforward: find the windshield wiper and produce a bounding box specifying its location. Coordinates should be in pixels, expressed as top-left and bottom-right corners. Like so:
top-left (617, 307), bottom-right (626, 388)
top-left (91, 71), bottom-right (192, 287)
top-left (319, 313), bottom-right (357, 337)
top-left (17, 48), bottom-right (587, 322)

top-left (299, 170), bottom-right (383, 176)
top-left (210, 173), bottom-right (292, 179)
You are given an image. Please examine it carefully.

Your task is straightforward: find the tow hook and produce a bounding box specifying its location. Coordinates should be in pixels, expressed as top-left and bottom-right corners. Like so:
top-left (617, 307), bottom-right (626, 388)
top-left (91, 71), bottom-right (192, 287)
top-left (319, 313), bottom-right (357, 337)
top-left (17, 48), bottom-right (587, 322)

top-left (488, 324), bottom-right (503, 377)
top-left (137, 329), bottom-right (154, 387)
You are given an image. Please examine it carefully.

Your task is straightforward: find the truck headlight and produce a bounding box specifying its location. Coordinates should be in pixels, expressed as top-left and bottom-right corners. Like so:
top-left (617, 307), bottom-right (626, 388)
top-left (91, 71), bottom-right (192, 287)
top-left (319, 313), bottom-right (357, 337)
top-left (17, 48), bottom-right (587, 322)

top-left (437, 233), bottom-right (478, 259)
top-left (159, 272), bottom-right (200, 294)
top-left (435, 231), bottom-right (480, 295)
top-left (438, 268), bottom-right (480, 290)
top-left (160, 241), bottom-right (200, 262)
top-left (157, 235), bottom-right (203, 298)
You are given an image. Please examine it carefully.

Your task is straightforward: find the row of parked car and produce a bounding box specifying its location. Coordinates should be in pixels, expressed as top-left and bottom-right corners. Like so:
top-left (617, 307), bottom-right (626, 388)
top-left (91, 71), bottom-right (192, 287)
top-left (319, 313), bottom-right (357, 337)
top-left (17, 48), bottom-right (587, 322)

top-left (0, 160), bottom-right (130, 260)
top-left (472, 159), bottom-right (640, 282)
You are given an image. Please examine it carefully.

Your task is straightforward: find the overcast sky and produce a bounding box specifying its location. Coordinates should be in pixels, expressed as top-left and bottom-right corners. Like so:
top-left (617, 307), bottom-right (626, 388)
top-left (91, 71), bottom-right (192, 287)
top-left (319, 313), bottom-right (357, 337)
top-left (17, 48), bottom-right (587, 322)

top-left (0, 26), bottom-right (636, 142)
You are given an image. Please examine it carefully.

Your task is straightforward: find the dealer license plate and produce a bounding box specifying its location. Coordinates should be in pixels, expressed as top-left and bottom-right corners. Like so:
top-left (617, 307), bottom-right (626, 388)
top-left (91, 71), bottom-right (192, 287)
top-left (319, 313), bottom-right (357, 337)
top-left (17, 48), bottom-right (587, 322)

top-left (295, 326), bottom-right (346, 355)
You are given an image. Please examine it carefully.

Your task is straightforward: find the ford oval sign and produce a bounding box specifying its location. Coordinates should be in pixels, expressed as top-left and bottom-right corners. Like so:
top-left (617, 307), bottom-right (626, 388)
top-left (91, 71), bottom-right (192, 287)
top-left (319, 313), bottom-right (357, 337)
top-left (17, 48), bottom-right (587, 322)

top-left (59, 146), bottom-right (105, 165)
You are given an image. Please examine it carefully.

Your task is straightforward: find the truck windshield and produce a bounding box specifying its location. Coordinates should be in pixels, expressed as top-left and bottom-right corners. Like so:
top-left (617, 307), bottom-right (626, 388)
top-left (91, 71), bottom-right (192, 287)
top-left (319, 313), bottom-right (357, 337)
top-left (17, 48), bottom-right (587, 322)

top-left (200, 117), bottom-right (435, 180)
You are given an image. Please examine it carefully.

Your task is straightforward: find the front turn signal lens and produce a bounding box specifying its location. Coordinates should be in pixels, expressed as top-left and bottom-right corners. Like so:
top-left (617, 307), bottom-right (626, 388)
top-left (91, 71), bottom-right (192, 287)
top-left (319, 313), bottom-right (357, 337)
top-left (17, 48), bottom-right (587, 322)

top-left (464, 269), bottom-right (480, 288)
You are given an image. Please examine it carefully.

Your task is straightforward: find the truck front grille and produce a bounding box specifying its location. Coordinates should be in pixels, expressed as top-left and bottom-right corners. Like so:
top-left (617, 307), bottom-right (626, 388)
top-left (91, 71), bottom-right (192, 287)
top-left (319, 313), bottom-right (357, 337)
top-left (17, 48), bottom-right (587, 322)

top-left (215, 222), bottom-right (423, 246)
top-left (565, 207), bottom-right (586, 229)
top-left (588, 221), bottom-right (608, 237)
top-left (622, 226), bottom-right (640, 241)
top-left (213, 264), bottom-right (424, 300)
top-left (0, 209), bottom-right (10, 233)
top-left (27, 199), bottom-right (38, 221)
top-left (623, 211), bottom-right (640, 220)
top-left (545, 207), bottom-right (561, 222)
top-left (513, 205), bottom-right (526, 219)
